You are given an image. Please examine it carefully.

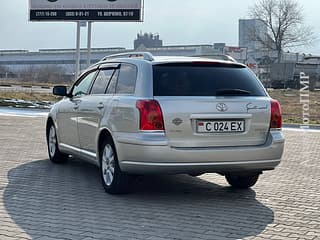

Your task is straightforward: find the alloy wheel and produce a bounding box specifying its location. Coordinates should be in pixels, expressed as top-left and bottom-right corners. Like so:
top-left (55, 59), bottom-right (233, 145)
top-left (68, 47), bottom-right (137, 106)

top-left (48, 126), bottom-right (57, 157)
top-left (102, 144), bottom-right (115, 186)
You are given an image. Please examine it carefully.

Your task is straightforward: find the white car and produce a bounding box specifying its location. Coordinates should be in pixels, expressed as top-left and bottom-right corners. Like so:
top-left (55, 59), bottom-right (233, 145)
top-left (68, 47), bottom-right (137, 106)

top-left (47, 52), bottom-right (284, 194)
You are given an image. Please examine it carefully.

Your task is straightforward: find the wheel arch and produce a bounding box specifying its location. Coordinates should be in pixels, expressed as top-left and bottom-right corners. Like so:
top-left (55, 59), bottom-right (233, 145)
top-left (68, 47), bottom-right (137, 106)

top-left (96, 128), bottom-right (116, 165)
top-left (46, 117), bottom-right (54, 140)
top-left (46, 116), bottom-right (61, 145)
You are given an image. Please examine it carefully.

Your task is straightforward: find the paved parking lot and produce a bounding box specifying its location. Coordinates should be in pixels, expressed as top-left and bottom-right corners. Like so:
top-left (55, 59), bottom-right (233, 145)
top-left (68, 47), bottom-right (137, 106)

top-left (0, 115), bottom-right (319, 240)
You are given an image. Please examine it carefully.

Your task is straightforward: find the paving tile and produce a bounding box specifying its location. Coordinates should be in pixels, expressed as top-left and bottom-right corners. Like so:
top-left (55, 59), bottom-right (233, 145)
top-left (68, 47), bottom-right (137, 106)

top-left (0, 116), bottom-right (319, 240)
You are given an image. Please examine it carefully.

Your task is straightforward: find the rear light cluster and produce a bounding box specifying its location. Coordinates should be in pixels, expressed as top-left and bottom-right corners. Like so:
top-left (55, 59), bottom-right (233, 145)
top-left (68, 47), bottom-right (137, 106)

top-left (136, 100), bottom-right (165, 131)
top-left (270, 99), bottom-right (282, 129)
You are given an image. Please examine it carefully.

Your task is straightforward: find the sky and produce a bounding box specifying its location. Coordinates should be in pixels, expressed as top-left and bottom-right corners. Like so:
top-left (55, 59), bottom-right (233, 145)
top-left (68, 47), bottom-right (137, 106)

top-left (0, 0), bottom-right (320, 54)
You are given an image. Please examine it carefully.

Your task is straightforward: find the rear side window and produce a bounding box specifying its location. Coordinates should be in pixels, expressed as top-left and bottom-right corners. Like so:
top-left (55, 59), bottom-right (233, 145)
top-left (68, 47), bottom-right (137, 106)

top-left (106, 69), bottom-right (119, 94)
top-left (153, 63), bottom-right (266, 96)
top-left (90, 69), bottom-right (114, 94)
top-left (116, 64), bottom-right (137, 94)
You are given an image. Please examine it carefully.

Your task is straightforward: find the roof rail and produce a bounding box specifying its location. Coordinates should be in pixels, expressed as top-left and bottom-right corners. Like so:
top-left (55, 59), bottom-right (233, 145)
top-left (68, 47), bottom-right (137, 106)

top-left (101, 52), bottom-right (154, 62)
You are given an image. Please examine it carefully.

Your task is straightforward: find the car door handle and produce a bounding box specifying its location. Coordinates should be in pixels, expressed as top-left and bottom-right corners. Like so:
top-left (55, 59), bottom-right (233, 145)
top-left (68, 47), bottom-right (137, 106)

top-left (113, 97), bottom-right (120, 101)
top-left (72, 99), bottom-right (81, 110)
top-left (97, 103), bottom-right (104, 109)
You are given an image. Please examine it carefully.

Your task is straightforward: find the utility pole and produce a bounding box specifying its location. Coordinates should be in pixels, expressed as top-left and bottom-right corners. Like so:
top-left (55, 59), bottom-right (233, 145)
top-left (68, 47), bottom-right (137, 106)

top-left (75, 21), bottom-right (81, 81)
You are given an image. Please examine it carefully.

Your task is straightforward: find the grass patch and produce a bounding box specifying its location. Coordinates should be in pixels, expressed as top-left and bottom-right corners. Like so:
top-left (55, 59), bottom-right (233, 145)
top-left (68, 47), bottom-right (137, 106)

top-left (0, 80), bottom-right (70, 87)
top-left (0, 91), bottom-right (58, 102)
top-left (268, 89), bottom-right (320, 125)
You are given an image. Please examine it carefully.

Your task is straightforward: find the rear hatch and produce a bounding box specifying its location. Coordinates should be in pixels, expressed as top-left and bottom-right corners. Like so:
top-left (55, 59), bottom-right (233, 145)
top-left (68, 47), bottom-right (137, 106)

top-left (152, 62), bottom-right (271, 148)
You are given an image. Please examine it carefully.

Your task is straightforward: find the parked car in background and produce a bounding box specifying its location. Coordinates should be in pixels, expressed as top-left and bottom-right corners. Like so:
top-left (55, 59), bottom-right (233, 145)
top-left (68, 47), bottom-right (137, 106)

top-left (46, 52), bottom-right (284, 194)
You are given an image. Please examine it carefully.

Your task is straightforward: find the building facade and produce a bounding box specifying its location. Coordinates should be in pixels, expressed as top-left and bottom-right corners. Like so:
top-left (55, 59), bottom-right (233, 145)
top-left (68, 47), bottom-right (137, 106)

top-left (0, 43), bottom-right (246, 79)
top-left (134, 32), bottom-right (163, 49)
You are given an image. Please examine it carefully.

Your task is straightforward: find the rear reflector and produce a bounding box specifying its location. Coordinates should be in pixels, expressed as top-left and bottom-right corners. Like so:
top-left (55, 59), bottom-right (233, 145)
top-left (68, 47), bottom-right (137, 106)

top-left (270, 99), bottom-right (282, 129)
top-left (136, 100), bottom-right (165, 131)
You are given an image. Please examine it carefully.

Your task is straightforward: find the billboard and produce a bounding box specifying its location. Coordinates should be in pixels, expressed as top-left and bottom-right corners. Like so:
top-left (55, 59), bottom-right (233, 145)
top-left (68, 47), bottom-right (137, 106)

top-left (224, 46), bottom-right (247, 62)
top-left (29, 0), bottom-right (143, 21)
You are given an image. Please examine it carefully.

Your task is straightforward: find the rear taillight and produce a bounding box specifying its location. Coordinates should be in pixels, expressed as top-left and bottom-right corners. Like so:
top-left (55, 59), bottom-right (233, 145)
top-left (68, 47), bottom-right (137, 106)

top-left (136, 100), bottom-right (165, 131)
top-left (270, 99), bottom-right (282, 129)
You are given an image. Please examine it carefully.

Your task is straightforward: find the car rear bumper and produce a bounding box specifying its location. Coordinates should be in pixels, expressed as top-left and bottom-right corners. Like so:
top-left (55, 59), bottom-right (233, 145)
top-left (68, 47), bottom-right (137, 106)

top-left (114, 130), bottom-right (284, 174)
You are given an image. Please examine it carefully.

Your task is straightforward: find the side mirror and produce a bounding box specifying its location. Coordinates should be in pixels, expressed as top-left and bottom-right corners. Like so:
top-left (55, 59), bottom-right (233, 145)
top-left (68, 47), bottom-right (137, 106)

top-left (53, 86), bottom-right (68, 97)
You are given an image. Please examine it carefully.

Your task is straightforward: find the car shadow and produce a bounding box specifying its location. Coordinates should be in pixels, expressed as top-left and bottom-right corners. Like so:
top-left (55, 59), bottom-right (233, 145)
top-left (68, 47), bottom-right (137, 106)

top-left (4, 159), bottom-right (274, 240)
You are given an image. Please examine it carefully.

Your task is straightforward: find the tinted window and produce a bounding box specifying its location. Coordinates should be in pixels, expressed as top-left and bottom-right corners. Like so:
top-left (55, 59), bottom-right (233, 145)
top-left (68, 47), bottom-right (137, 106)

top-left (116, 64), bottom-right (137, 94)
top-left (72, 71), bottom-right (96, 97)
top-left (106, 69), bottom-right (119, 94)
top-left (153, 63), bottom-right (266, 96)
top-left (90, 69), bottom-right (114, 94)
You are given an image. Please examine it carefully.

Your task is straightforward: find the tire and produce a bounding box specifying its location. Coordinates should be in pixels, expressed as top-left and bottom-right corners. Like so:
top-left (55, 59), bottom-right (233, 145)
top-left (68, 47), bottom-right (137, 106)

top-left (225, 173), bottom-right (260, 189)
top-left (100, 138), bottom-right (130, 194)
top-left (47, 123), bottom-right (68, 163)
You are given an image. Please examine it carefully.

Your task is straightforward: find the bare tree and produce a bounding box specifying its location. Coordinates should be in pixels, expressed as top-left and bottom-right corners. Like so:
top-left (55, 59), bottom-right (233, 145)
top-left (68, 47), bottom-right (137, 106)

top-left (20, 65), bottom-right (38, 82)
top-left (249, 0), bottom-right (315, 62)
top-left (37, 65), bottom-right (67, 83)
top-left (0, 65), bottom-right (11, 79)
top-left (20, 65), bottom-right (70, 83)
top-left (0, 65), bottom-right (8, 73)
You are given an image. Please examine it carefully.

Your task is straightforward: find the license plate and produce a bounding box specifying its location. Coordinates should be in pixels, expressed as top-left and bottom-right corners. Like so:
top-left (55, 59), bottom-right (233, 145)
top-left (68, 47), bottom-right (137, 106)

top-left (197, 120), bottom-right (245, 133)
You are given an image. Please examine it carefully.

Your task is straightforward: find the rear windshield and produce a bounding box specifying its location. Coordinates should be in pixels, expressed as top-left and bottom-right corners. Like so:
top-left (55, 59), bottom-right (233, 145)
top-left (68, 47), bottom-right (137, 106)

top-left (153, 63), bottom-right (266, 96)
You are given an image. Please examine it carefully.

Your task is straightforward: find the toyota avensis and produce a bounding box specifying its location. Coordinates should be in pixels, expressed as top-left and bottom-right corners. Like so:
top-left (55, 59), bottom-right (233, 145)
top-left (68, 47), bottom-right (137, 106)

top-left (46, 52), bottom-right (284, 194)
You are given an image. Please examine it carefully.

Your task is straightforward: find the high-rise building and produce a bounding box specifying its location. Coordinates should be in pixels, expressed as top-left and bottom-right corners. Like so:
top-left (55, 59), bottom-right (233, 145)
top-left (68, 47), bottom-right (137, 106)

top-left (239, 19), bottom-right (281, 64)
top-left (239, 19), bottom-right (267, 51)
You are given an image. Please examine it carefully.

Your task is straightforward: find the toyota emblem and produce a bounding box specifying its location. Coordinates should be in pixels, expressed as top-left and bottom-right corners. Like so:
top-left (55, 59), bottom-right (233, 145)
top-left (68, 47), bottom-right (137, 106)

top-left (216, 103), bottom-right (228, 112)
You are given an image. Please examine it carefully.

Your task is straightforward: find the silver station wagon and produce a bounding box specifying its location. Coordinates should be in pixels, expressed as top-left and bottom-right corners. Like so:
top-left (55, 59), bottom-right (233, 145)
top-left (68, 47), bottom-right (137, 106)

top-left (46, 52), bottom-right (284, 194)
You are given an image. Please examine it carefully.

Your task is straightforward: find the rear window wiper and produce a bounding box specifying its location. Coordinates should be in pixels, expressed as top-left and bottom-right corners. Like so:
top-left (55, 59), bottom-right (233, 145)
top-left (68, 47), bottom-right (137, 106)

top-left (216, 89), bottom-right (251, 96)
